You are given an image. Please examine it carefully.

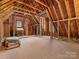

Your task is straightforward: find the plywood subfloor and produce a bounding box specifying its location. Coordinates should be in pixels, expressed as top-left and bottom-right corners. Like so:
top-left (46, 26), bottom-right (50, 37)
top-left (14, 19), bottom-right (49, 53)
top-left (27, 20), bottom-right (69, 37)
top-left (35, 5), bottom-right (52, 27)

top-left (0, 36), bottom-right (79, 59)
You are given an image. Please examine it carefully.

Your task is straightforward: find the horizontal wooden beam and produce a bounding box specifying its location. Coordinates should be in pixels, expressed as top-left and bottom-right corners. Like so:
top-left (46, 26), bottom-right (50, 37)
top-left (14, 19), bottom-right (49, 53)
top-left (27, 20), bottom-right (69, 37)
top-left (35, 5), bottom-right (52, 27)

top-left (14, 6), bottom-right (36, 14)
top-left (15, 0), bottom-right (42, 12)
top-left (14, 10), bottom-right (38, 23)
top-left (53, 17), bottom-right (79, 23)
top-left (14, 10), bottom-right (31, 15)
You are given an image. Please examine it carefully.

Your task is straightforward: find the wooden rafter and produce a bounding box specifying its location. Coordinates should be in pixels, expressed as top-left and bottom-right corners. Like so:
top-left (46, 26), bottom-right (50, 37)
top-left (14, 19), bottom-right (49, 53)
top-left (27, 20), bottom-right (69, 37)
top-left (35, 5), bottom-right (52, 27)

top-left (15, 0), bottom-right (42, 12)
top-left (68, 18), bottom-right (70, 40)
top-left (35, 0), bottom-right (54, 21)
top-left (0, 0), bottom-right (14, 10)
top-left (0, 7), bottom-right (14, 22)
top-left (55, 0), bottom-right (68, 36)
top-left (0, 4), bottom-right (13, 13)
top-left (14, 10), bottom-right (38, 24)
top-left (14, 6), bottom-right (36, 14)
top-left (58, 0), bottom-right (68, 19)
top-left (0, 5), bottom-right (13, 17)
top-left (64, 0), bottom-right (71, 18)
top-left (53, 0), bottom-right (62, 20)
top-left (46, 0), bottom-right (58, 20)
top-left (0, 0), bottom-right (12, 7)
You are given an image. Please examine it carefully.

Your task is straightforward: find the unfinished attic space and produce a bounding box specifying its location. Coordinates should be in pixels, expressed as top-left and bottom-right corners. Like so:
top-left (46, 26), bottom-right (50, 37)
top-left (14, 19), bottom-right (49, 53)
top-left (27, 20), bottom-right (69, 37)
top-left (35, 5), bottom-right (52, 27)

top-left (0, 0), bottom-right (79, 59)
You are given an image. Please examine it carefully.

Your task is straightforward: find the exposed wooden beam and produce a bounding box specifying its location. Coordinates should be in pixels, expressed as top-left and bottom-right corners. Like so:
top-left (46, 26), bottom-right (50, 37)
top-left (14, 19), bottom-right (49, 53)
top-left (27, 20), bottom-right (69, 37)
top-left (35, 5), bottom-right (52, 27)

top-left (35, 0), bottom-right (47, 7)
top-left (2, 12), bottom-right (13, 22)
top-left (53, 7), bottom-right (59, 20)
top-left (57, 0), bottom-right (68, 19)
top-left (0, 0), bottom-right (12, 7)
top-left (52, 0), bottom-right (62, 20)
top-left (68, 19), bottom-right (70, 40)
top-left (0, 5), bottom-right (13, 17)
top-left (15, 0), bottom-right (42, 12)
top-left (64, 0), bottom-right (71, 18)
top-left (14, 10), bottom-right (38, 23)
top-left (55, 0), bottom-right (64, 19)
top-left (46, 9), bottom-right (51, 20)
top-left (12, 15), bottom-right (16, 36)
top-left (0, 4), bottom-right (13, 13)
top-left (14, 6), bottom-right (36, 14)
top-left (53, 17), bottom-right (79, 23)
top-left (38, 10), bottom-right (46, 15)
top-left (68, 0), bottom-right (76, 17)
top-left (57, 21), bottom-right (60, 37)
top-left (46, 0), bottom-right (58, 20)
top-left (0, 22), bottom-right (4, 42)
top-left (0, 0), bottom-right (14, 10)
top-left (14, 10), bottom-right (31, 15)
top-left (49, 20), bottom-right (52, 39)
top-left (35, 0), bottom-right (54, 21)
top-left (56, 0), bottom-right (68, 36)
top-left (0, 6), bottom-right (14, 22)
top-left (68, 0), bottom-right (78, 38)
top-left (40, 17), bottom-right (42, 36)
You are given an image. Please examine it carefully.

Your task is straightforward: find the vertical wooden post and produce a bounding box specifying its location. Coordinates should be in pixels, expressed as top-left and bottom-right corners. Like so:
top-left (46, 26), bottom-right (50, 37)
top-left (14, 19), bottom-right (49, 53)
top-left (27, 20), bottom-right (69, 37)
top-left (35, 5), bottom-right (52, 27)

top-left (0, 21), bottom-right (4, 43)
top-left (37, 24), bottom-right (38, 36)
top-left (57, 21), bottom-right (60, 38)
top-left (68, 20), bottom-right (70, 40)
top-left (8, 18), bottom-right (10, 37)
top-left (31, 25), bottom-right (33, 35)
top-left (24, 20), bottom-right (28, 35)
top-left (34, 25), bottom-right (35, 35)
top-left (12, 15), bottom-right (16, 36)
top-left (8, 16), bottom-right (11, 36)
top-left (43, 18), bottom-right (45, 35)
top-left (40, 17), bottom-right (42, 36)
top-left (41, 18), bottom-right (43, 35)
top-left (49, 20), bottom-right (52, 39)
top-left (42, 18), bottom-right (44, 35)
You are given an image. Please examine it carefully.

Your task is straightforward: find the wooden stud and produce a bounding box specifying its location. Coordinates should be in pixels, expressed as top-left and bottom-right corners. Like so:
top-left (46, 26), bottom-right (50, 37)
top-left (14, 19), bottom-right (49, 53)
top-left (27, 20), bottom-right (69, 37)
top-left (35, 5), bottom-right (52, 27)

top-left (57, 21), bottom-right (60, 38)
top-left (15, 0), bottom-right (42, 12)
top-left (12, 15), bottom-right (16, 36)
top-left (68, 19), bottom-right (70, 40)
top-left (34, 25), bottom-right (35, 35)
top-left (49, 20), bottom-right (52, 39)
top-left (37, 25), bottom-right (39, 36)
top-left (14, 10), bottom-right (38, 24)
top-left (14, 6), bottom-right (36, 14)
top-left (0, 21), bottom-right (4, 43)
top-left (8, 16), bottom-right (11, 36)
top-left (24, 19), bottom-right (28, 35)
top-left (35, 0), bottom-right (54, 21)
top-left (40, 17), bottom-right (42, 36)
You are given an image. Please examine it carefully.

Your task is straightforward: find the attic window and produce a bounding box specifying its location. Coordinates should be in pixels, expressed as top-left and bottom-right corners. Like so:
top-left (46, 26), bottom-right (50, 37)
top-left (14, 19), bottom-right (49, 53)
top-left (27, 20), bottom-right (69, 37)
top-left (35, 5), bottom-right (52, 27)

top-left (52, 24), bottom-right (56, 33)
top-left (16, 20), bottom-right (22, 28)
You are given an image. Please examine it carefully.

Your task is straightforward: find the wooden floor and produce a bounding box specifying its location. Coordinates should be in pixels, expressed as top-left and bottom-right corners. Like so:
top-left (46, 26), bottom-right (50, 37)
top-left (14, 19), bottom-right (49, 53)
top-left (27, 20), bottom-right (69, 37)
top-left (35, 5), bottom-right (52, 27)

top-left (0, 36), bottom-right (79, 59)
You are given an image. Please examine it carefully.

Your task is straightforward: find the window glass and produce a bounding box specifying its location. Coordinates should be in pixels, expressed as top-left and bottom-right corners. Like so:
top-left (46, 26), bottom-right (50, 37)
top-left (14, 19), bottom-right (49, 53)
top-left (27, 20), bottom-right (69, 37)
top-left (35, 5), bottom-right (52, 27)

top-left (16, 20), bottom-right (22, 28)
